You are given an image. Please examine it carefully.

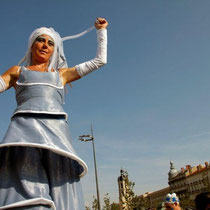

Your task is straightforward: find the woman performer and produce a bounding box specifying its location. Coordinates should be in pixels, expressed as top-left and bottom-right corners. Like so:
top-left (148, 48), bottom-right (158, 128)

top-left (0, 17), bottom-right (108, 210)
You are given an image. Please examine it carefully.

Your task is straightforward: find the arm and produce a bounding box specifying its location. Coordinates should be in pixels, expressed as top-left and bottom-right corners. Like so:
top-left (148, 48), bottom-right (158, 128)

top-left (60, 17), bottom-right (108, 86)
top-left (0, 66), bottom-right (21, 92)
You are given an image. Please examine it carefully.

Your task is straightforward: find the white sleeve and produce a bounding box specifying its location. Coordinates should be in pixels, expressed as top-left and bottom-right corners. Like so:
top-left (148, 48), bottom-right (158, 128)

top-left (0, 76), bottom-right (6, 93)
top-left (75, 29), bottom-right (107, 77)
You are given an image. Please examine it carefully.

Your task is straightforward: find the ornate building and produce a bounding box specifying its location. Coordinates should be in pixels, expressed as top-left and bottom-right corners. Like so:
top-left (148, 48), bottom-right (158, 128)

top-left (139, 161), bottom-right (210, 208)
top-left (168, 161), bottom-right (188, 200)
top-left (146, 187), bottom-right (170, 207)
top-left (185, 163), bottom-right (209, 199)
top-left (168, 161), bottom-right (210, 201)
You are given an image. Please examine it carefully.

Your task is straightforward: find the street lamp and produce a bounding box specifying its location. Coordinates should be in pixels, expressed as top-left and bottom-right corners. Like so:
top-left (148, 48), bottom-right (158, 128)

top-left (78, 125), bottom-right (101, 210)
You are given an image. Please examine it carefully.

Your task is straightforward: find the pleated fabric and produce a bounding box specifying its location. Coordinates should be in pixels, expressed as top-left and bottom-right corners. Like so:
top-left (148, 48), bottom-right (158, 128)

top-left (0, 67), bottom-right (87, 209)
top-left (0, 147), bottom-right (84, 209)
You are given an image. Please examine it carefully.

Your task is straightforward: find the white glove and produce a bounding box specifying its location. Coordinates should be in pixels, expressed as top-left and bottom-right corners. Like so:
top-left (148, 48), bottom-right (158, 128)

top-left (75, 29), bottom-right (107, 77)
top-left (0, 76), bottom-right (6, 93)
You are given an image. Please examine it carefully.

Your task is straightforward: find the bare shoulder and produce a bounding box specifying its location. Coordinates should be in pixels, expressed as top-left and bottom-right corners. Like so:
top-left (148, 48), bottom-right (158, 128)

top-left (3, 65), bottom-right (21, 81)
top-left (2, 65), bottom-right (21, 76)
top-left (8, 65), bottom-right (21, 73)
top-left (1, 66), bottom-right (21, 89)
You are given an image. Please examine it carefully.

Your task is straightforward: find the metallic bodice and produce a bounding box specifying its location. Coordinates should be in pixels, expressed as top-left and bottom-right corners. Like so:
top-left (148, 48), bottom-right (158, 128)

top-left (13, 67), bottom-right (67, 118)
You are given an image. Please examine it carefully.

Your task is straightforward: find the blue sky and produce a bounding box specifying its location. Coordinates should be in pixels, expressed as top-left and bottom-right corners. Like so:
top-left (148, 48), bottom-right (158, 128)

top-left (0, 0), bottom-right (210, 207)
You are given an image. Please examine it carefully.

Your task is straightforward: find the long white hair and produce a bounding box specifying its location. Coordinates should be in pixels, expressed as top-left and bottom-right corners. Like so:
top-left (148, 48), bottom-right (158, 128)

top-left (18, 26), bottom-right (95, 71)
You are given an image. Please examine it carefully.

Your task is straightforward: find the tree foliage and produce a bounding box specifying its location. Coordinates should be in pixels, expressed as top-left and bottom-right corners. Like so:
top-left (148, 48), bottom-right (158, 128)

top-left (122, 170), bottom-right (136, 209)
top-left (119, 170), bottom-right (150, 209)
top-left (89, 170), bottom-right (150, 209)
top-left (88, 194), bottom-right (120, 210)
top-left (110, 202), bottom-right (120, 210)
top-left (103, 193), bottom-right (111, 210)
top-left (92, 196), bottom-right (99, 210)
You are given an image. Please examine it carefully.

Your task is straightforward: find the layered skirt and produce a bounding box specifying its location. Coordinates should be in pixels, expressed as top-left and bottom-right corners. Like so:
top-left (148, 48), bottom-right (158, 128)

top-left (0, 114), bottom-right (87, 210)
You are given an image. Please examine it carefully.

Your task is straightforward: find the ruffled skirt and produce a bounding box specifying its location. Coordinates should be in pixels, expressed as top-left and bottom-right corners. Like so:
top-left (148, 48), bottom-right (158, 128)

top-left (0, 115), bottom-right (87, 209)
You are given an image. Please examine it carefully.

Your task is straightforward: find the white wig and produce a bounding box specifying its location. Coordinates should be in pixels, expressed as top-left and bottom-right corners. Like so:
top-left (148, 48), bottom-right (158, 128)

top-left (18, 27), bottom-right (67, 71)
top-left (165, 193), bottom-right (179, 204)
top-left (18, 26), bottom-right (95, 71)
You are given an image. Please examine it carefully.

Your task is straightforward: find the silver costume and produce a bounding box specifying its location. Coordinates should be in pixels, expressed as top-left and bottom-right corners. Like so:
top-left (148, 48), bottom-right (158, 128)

top-left (0, 67), bottom-right (87, 209)
top-left (0, 24), bottom-right (107, 209)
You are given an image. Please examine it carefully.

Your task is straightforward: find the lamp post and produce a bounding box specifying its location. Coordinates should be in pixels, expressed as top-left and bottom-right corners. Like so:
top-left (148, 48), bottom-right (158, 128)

top-left (78, 125), bottom-right (101, 210)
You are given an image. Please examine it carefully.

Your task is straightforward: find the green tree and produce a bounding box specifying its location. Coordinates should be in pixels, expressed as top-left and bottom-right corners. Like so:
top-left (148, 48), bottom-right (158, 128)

top-left (92, 196), bottom-right (99, 210)
top-left (120, 170), bottom-right (149, 209)
top-left (110, 202), bottom-right (120, 210)
top-left (103, 193), bottom-right (111, 210)
top-left (90, 194), bottom-right (120, 210)
top-left (122, 170), bottom-right (136, 209)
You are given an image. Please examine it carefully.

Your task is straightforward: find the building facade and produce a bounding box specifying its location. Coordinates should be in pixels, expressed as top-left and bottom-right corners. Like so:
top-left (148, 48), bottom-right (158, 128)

top-left (139, 161), bottom-right (210, 208)
top-left (185, 162), bottom-right (210, 200)
top-left (168, 161), bottom-right (188, 200)
top-left (146, 187), bottom-right (170, 207)
top-left (168, 161), bottom-right (210, 201)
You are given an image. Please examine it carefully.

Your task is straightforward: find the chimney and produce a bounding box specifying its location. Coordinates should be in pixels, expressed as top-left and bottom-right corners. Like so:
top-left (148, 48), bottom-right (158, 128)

top-left (186, 165), bottom-right (192, 174)
top-left (205, 162), bottom-right (209, 168)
